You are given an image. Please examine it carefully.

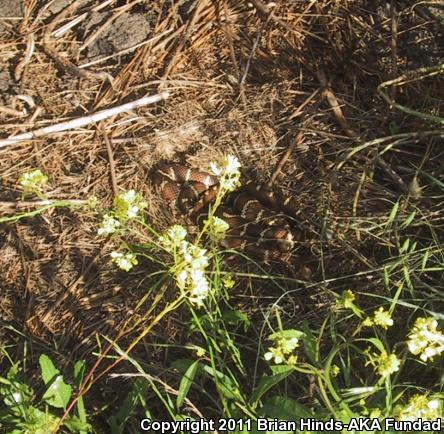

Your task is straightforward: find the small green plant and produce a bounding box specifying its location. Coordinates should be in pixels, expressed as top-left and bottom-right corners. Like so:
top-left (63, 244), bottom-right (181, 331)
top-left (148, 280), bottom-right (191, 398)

top-left (0, 169), bottom-right (89, 225)
top-left (0, 352), bottom-right (90, 433)
top-left (18, 169), bottom-right (48, 197)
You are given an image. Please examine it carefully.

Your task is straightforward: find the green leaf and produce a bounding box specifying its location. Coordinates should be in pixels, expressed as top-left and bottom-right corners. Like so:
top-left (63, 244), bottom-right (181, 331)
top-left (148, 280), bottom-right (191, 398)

top-left (269, 364), bottom-right (296, 376)
top-left (6, 363), bottom-right (21, 382)
top-left (301, 321), bottom-right (317, 364)
top-left (386, 201), bottom-right (399, 227)
top-left (403, 265), bottom-right (413, 291)
top-left (24, 406), bottom-right (61, 432)
top-left (63, 415), bottom-right (92, 433)
top-left (177, 360), bottom-right (199, 409)
top-left (73, 360), bottom-right (86, 387)
top-left (171, 358), bottom-right (201, 375)
top-left (261, 395), bottom-right (314, 419)
top-left (107, 378), bottom-right (149, 434)
top-left (39, 354), bottom-right (60, 385)
top-left (72, 360), bottom-right (88, 429)
top-left (421, 249), bottom-right (429, 272)
top-left (400, 210), bottom-right (416, 229)
top-left (383, 266), bottom-right (390, 287)
top-left (76, 395), bottom-right (88, 432)
top-left (0, 363), bottom-right (33, 409)
top-left (201, 365), bottom-right (243, 401)
top-left (42, 375), bottom-right (72, 409)
top-left (366, 337), bottom-right (385, 353)
top-left (400, 238), bottom-right (410, 254)
top-left (421, 170), bottom-right (444, 191)
top-left (222, 309), bottom-right (251, 331)
top-left (251, 366), bottom-right (294, 407)
top-left (268, 329), bottom-right (305, 342)
top-left (38, 353), bottom-right (72, 409)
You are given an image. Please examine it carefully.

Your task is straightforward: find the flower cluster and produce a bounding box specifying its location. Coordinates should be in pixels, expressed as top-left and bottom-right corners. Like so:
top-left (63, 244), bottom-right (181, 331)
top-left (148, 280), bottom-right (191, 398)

top-left (264, 330), bottom-right (303, 365)
top-left (363, 307), bottom-right (394, 330)
top-left (336, 289), bottom-right (356, 309)
top-left (373, 307), bottom-right (394, 329)
top-left (18, 169), bottom-right (48, 194)
top-left (159, 225), bottom-right (187, 250)
top-left (110, 251), bottom-right (138, 272)
top-left (113, 190), bottom-right (147, 222)
top-left (365, 349), bottom-right (400, 379)
top-left (222, 274), bottom-right (235, 289)
top-left (209, 154), bottom-right (241, 194)
top-left (98, 214), bottom-right (121, 235)
top-left (160, 225), bottom-right (211, 307)
top-left (395, 394), bottom-right (441, 422)
top-left (335, 289), bottom-right (363, 318)
top-left (205, 215), bottom-right (229, 242)
top-left (407, 317), bottom-right (444, 362)
top-left (98, 190), bottom-right (146, 236)
top-left (96, 190), bottom-right (146, 272)
top-left (377, 351), bottom-right (401, 378)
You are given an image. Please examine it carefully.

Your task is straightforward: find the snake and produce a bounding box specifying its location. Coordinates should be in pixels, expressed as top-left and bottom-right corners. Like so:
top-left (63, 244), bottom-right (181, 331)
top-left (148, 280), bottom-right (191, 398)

top-left (152, 163), bottom-right (304, 261)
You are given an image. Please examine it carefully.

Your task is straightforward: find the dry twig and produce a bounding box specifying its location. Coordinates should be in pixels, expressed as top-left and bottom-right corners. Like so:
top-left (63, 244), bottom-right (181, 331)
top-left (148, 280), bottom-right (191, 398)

top-left (317, 69), bottom-right (409, 194)
top-left (269, 130), bottom-right (304, 185)
top-left (0, 92), bottom-right (170, 148)
top-left (100, 123), bottom-right (119, 196)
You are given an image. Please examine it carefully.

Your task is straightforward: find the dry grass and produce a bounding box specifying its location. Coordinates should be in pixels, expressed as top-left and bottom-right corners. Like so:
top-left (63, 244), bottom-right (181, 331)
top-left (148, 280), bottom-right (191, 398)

top-left (0, 0), bottom-right (443, 428)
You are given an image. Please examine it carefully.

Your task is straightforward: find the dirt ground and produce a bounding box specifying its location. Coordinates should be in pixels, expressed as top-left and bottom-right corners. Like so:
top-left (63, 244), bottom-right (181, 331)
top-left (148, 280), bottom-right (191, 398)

top-left (0, 0), bottom-right (443, 429)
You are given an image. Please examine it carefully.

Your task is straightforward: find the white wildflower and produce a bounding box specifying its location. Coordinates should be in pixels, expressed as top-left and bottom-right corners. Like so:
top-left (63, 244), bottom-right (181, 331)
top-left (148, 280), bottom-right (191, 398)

top-left (183, 244), bottom-right (209, 269)
top-left (377, 352), bottom-right (401, 378)
top-left (12, 392), bottom-right (22, 404)
top-left (407, 317), bottom-right (444, 362)
top-left (209, 154), bottom-right (241, 193)
top-left (110, 251), bottom-right (138, 271)
top-left (282, 337), bottom-right (299, 353)
top-left (373, 307), bottom-right (394, 329)
top-left (159, 225), bottom-right (188, 251)
top-left (264, 331), bottom-right (302, 365)
top-left (19, 169), bottom-right (48, 193)
top-left (176, 269), bottom-right (188, 290)
top-left (98, 214), bottom-right (121, 235)
top-left (161, 224), bottom-right (213, 307)
top-left (167, 225), bottom-right (187, 243)
top-left (206, 215), bottom-right (230, 241)
top-left (114, 189), bottom-right (147, 221)
top-left (365, 349), bottom-right (401, 378)
top-left (189, 271), bottom-right (210, 306)
top-left (264, 347), bottom-right (284, 365)
top-left (396, 394), bottom-right (442, 421)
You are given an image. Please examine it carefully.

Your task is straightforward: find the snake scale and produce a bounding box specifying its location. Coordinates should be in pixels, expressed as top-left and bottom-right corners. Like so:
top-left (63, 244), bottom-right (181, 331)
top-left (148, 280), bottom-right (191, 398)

top-left (152, 163), bottom-right (304, 261)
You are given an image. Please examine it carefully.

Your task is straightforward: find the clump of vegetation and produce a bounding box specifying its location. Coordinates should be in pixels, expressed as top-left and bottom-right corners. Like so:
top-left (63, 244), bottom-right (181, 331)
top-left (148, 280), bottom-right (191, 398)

top-left (4, 148), bottom-right (443, 432)
top-left (0, 353), bottom-right (89, 433)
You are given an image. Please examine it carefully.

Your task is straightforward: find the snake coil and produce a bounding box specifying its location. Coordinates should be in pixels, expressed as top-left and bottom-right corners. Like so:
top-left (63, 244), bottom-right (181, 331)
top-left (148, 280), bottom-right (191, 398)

top-left (152, 163), bottom-right (304, 261)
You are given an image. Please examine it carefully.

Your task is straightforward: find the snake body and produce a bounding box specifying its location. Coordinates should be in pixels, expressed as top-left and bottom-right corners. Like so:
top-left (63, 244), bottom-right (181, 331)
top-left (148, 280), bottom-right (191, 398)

top-left (152, 163), bottom-right (303, 260)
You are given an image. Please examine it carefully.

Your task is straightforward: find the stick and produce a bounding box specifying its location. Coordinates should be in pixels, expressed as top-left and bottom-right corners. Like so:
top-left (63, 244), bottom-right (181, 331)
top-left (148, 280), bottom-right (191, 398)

top-left (317, 69), bottom-right (409, 193)
top-left (100, 123), bottom-right (118, 196)
top-left (221, 1), bottom-right (241, 82)
top-left (240, 14), bottom-right (271, 89)
top-left (0, 92), bottom-right (170, 148)
top-left (269, 130), bottom-right (304, 185)
top-left (0, 199), bottom-right (87, 208)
